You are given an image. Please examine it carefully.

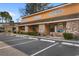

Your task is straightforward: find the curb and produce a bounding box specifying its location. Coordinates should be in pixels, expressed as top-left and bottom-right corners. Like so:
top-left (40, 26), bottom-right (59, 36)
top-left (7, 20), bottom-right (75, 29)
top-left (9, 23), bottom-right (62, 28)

top-left (10, 34), bottom-right (79, 44)
top-left (42, 37), bottom-right (79, 44)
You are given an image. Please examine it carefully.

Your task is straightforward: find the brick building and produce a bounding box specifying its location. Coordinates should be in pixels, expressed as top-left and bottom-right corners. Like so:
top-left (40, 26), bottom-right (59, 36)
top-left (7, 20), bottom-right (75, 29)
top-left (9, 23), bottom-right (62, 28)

top-left (14, 3), bottom-right (79, 36)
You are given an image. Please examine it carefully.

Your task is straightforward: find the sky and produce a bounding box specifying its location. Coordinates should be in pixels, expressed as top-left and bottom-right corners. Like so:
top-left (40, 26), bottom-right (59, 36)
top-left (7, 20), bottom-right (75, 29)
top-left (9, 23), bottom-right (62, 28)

top-left (0, 3), bottom-right (25, 22)
top-left (0, 3), bottom-right (62, 22)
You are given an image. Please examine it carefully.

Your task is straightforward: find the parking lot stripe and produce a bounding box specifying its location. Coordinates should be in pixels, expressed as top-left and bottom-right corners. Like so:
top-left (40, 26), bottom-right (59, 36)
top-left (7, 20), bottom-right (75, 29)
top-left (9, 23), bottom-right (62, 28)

top-left (31, 42), bottom-right (59, 56)
top-left (62, 42), bottom-right (79, 47)
top-left (6, 38), bottom-right (25, 42)
top-left (0, 36), bottom-right (38, 43)
top-left (5, 37), bottom-right (29, 42)
top-left (40, 39), bottom-right (55, 43)
top-left (0, 40), bottom-right (37, 50)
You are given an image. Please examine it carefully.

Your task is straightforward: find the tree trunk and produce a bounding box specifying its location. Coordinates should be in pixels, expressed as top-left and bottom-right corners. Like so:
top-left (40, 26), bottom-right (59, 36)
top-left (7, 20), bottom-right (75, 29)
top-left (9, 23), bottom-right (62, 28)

top-left (2, 18), bottom-right (4, 31)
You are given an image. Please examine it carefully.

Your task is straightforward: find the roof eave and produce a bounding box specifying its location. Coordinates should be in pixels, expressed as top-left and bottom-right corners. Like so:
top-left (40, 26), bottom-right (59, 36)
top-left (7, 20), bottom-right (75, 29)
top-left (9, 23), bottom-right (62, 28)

top-left (22, 3), bottom-right (72, 19)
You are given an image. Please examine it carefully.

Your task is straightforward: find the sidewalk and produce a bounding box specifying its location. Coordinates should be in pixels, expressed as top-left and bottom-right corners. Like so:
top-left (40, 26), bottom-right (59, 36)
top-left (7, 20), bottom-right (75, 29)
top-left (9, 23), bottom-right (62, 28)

top-left (0, 41), bottom-right (28, 56)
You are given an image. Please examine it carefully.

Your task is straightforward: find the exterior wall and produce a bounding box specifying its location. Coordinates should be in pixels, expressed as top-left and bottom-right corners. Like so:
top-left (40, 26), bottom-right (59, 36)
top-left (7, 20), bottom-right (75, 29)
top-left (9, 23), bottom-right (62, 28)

top-left (45, 24), bottom-right (50, 34)
top-left (28, 25), bottom-right (38, 32)
top-left (36, 26), bottom-right (39, 32)
top-left (28, 26), bottom-right (32, 32)
top-left (4, 24), bottom-right (12, 32)
top-left (6, 26), bottom-right (12, 32)
top-left (66, 20), bottom-right (79, 33)
top-left (21, 4), bottom-right (79, 23)
top-left (18, 26), bottom-right (25, 32)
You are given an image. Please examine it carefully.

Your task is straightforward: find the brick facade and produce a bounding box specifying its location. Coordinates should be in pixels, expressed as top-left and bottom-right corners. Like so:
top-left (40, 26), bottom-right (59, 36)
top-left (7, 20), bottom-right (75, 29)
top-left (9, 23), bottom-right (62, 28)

top-left (66, 20), bottom-right (79, 33)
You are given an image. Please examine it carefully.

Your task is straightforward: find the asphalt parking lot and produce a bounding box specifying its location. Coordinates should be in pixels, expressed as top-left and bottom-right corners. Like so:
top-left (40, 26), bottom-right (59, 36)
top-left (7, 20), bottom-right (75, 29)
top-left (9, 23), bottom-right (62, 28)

top-left (0, 33), bottom-right (79, 56)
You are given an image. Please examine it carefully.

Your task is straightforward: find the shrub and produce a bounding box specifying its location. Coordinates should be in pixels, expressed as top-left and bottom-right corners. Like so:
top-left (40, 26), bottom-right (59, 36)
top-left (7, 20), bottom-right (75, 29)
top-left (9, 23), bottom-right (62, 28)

top-left (14, 31), bottom-right (39, 36)
top-left (73, 35), bottom-right (79, 40)
top-left (14, 31), bottom-right (20, 34)
top-left (63, 32), bottom-right (73, 40)
top-left (25, 32), bottom-right (39, 36)
top-left (8, 30), bottom-right (11, 32)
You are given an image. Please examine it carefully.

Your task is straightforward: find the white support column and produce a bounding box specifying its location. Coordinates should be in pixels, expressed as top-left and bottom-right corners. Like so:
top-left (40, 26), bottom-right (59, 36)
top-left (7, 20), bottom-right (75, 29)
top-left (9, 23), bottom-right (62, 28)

top-left (16, 26), bottom-right (19, 32)
top-left (55, 25), bottom-right (57, 32)
top-left (39, 24), bottom-right (45, 34)
top-left (25, 25), bottom-right (28, 32)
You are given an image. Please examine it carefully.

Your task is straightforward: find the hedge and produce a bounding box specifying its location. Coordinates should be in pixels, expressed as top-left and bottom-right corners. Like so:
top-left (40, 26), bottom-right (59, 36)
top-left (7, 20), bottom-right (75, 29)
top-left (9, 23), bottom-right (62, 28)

top-left (14, 31), bottom-right (39, 36)
top-left (63, 32), bottom-right (74, 40)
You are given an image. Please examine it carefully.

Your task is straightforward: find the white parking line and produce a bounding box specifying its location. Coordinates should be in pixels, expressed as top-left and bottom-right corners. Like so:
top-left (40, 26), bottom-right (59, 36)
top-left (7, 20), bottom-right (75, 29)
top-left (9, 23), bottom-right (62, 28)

top-left (0, 36), bottom-right (38, 43)
top-left (62, 42), bottom-right (79, 47)
top-left (29, 37), bottom-right (38, 40)
top-left (6, 37), bottom-right (38, 42)
top-left (2, 36), bottom-right (14, 39)
top-left (0, 40), bottom-right (37, 50)
top-left (6, 36), bottom-right (29, 41)
top-left (40, 39), bottom-right (55, 43)
top-left (0, 37), bottom-right (15, 43)
top-left (31, 42), bottom-right (59, 56)
top-left (15, 35), bottom-right (28, 38)
top-left (15, 35), bottom-right (38, 40)
top-left (0, 38), bottom-right (22, 43)
top-left (5, 38), bottom-right (25, 42)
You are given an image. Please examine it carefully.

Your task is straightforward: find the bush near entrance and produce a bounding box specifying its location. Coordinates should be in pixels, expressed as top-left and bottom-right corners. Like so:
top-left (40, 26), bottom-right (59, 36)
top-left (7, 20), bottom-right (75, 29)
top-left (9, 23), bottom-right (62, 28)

top-left (63, 32), bottom-right (74, 40)
top-left (24, 32), bottom-right (39, 36)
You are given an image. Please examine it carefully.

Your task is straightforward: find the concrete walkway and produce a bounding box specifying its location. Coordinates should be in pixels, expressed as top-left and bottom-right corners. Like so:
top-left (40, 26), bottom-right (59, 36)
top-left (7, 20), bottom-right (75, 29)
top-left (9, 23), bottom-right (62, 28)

top-left (0, 41), bottom-right (28, 56)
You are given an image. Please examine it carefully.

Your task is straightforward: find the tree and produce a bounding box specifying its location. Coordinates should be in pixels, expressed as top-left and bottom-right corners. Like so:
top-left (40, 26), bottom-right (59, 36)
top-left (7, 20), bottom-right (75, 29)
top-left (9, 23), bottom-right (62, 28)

top-left (20, 3), bottom-right (50, 16)
top-left (0, 11), bottom-right (12, 32)
top-left (0, 11), bottom-right (12, 23)
top-left (20, 3), bottom-right (64, 16)
top-left (0, 12), bottom-right (6, 23)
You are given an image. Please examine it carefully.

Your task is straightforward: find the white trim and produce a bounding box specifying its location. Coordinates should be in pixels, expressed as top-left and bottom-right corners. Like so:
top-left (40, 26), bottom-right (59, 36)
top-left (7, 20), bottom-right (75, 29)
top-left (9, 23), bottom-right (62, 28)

top-left (22, 3), bottom-right (72, 19)
top-left (26, 18), bottom-right (79, 25)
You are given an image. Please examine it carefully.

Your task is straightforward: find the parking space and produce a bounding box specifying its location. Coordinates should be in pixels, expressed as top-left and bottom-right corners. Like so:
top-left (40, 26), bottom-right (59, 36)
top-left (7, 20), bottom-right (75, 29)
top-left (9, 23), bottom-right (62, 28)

top-left (35, 43), bottom-right (79, 56)
top-left (0, 34), bottom-right (18, 41)
top-left (0, 34), bottom-right (79, 56)
top-left (12, 40), bottom-right (54, 55)
top-left (0, 34), bottom-right (31, 42)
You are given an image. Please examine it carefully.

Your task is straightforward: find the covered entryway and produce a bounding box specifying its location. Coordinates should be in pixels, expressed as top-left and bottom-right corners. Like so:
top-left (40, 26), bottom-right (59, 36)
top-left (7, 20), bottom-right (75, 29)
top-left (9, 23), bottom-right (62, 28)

top-left (28, 25), bottom-right (39, 32)
top-left (45, 22), bottom-right (66, 36)
top-left (18, 26), bottom-right (25, 32)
